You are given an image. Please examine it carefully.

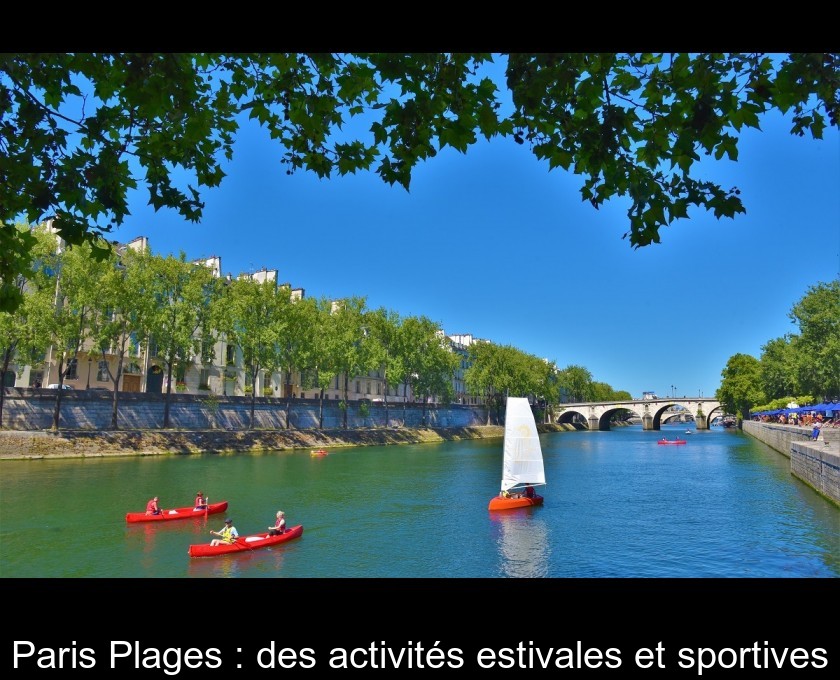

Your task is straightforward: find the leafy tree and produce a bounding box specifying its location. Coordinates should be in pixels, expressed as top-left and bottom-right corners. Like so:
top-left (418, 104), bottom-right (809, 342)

top-left (0, 228), bottom-right (49, 425)
top-left (141, 252), bottom-right (220, 428)
top-left (26, 226), bottom-right (91, 429)
top-left (557, 364), bottom-right (594, 402)
top-left (295, 296), bottom-right (337, 429)
top-left (410, 329), bottom-right (461, 425)
top-left (717, 353), bottom-right (765, 420)
top-left (329, 297), bottom-right (372, 429)
top-left (365, 307), bottom-right (403, 427)
top-left (758, 336), bottom-right (799, 400)
top-left (788, 279), bottom-right (840, 399)
top-left (214, 275), bottom-right (286, 429)
top-left (396, 315), bottom-right (449, 425)
top-left (3, 53), bottom-right (836, 313)
top-left (464, 340), bottom-right (502, 424)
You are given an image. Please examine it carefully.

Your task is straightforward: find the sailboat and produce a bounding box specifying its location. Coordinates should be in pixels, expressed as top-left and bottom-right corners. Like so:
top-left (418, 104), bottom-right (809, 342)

top-left (488, 397), bottom-right (546, 511)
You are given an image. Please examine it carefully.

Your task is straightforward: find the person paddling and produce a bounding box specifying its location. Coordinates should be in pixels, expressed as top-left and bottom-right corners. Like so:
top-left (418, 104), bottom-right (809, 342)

top-left (195, 491), bottom-right (207, 510)
top-left (210, 518), bottom-right (238, 546)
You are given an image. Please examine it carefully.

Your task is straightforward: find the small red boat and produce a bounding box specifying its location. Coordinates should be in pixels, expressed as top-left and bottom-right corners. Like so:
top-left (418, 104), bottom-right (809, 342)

top-left (125, 501), bottom-right (228, 523)
top-left (310, 449), bottom-right (328, 457)
top-left (488, 492), bottom-right (544, 511)
top-left (657, 439), bottom-right (687, 445)
top-left (188, 524), bottom-right (304, 557)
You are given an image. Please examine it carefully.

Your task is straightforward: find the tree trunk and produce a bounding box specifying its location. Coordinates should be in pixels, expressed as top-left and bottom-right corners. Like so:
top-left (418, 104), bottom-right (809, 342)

top-left (163, 362), bottom-right (173, 428)
top-left (249, 369), bottom-right (257, 430)
top-left (342, 374), bottom-right (348, 429)
top-left (0, 346), bottom-right (14, 427)
top-left (318, 388), bottom-right (324, 429)
top-left (51, 357), bottom-right (66, 430)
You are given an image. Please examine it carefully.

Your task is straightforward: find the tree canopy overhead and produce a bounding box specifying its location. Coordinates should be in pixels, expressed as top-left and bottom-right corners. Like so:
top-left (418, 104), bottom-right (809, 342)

top-left (2, 52), bottom-right (837, 312)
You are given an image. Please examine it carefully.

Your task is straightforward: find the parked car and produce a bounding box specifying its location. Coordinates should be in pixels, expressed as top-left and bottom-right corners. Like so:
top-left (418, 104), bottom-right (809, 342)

top-left (46, 383), bottom-right (73, 390)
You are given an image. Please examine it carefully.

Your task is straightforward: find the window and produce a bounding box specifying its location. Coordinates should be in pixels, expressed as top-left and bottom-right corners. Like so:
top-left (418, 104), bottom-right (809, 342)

top-left (97, 361), bottom-right (110, 382)
top-left (226, 345), bottom-right (236, 366)
top-left (355, 380), bottom-right (360, 394)
top-left (65, 358), bottom-right (78, 379)
top-left (199, 368), bottom-right (211, 390)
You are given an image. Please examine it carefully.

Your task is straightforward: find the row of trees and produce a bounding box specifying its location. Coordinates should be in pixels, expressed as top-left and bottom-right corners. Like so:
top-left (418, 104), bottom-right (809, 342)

top-left (716, 279), bottom-right (840, 419)
top-left (1, 224), bottom-right (630, 431)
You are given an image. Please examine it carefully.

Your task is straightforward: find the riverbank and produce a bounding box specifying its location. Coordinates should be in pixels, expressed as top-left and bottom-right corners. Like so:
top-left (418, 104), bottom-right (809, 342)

top-left (0, 423), bottom-right (580, 460)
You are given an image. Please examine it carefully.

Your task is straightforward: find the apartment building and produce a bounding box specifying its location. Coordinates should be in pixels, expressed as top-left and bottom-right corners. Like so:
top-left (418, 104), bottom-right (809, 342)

top-left (9, 225), bottom-right (483, 405)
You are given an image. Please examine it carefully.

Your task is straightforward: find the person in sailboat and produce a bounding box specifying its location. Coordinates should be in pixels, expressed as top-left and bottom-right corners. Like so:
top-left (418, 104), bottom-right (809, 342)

top-left (524, 485), bottom-right (535, 499)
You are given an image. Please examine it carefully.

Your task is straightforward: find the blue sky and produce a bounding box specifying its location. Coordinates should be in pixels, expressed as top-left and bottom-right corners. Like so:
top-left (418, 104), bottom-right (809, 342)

top-left (115, 61), bottom-right (840, 401)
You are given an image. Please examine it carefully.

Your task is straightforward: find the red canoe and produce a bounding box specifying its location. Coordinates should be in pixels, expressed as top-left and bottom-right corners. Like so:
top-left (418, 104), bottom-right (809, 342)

top-left (125, 501), bottom-right (228, 523)
top-left (488, 493), bottom-right (544, 511)
top-left (657, 439), bottom-right (687, 445)
top-left (188, 524), bottom-right (303, 557)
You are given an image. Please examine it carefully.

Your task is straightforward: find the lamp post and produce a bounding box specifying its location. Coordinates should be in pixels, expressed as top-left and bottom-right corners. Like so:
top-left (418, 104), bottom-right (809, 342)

top-left (86, 356), bottom-right (92, 390)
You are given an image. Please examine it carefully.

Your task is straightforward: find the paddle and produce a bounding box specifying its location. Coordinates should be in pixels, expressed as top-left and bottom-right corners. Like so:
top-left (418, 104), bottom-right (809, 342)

top-left (234, 535), bottom-right (257, 551)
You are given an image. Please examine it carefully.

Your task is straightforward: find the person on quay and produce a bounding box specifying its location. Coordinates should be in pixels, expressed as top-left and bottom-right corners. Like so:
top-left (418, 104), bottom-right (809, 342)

top-left (195, 491), bottom-right (207, 509)
top-left (210, 518), bottom-right (238, 546)
top-left (145, 496), bottom-right (162, 515)
top-left (268, 510), bottom-right (286, 536)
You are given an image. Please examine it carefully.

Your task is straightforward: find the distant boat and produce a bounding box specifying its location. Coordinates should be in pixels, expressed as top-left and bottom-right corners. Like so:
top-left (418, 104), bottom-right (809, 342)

top-left (658, 439), bottom-right (687, 445)
top-left (488, 397), bottom-right (545, 511)
top-left (310, 449), bottom-right (328, 457)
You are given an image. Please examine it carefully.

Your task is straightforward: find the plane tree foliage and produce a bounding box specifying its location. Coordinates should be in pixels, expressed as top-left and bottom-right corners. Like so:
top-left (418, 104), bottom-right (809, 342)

top-left (717, 353), bottom-right (765, 420)
top-left (213, 275), bottom-right (288, 429)
top-left (788, 279), bottom-right (840, 400)
top-left (720, 278), bottom-right (839, 413)
top-left (2, 52), bottom-right (837, 313)
top-left (140, 252), bottom-right (221, 428)
top-left (758, 336), bottom-right (799, 401)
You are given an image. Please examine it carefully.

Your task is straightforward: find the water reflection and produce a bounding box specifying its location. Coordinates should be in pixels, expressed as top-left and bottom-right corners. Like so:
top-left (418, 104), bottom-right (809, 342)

top-left (186, 547), bottom-right (288, 578)
top-left (490, 509), bottom-right (550, 578)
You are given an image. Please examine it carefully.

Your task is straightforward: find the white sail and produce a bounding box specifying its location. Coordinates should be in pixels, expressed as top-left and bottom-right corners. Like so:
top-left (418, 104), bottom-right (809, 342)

top-left (500, 397), bottom-right (546, 492)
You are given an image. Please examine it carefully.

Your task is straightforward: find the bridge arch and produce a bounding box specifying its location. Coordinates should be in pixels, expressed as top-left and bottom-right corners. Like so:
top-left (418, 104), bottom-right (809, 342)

top-left (555, 398), bottom-right (724, 431)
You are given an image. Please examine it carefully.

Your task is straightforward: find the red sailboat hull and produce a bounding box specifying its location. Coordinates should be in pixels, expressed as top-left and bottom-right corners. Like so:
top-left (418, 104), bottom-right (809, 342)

top-left (488, 494), bottom-right (544, 511)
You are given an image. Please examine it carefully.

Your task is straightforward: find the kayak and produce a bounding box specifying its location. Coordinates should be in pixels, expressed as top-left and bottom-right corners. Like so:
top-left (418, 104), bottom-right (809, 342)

top-left (657, 439), bottom-right (687, 445)
top-left (311, 449), bottom-right (328, 457)
top-left (188, 524), bottom-right (303, 557)
top-left (125, 500), bottom-right (228, 523)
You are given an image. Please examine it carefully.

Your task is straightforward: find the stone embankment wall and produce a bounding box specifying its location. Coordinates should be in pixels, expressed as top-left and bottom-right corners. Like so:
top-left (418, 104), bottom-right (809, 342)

top-left (1, 388), bottom-right (495, 431)
top-left (741, 420), bottom-right (839, 506)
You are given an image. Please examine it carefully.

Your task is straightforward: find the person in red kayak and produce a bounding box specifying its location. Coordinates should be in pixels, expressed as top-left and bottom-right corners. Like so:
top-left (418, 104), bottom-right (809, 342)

top-left (194, 491), bottom-right (207, 509)
top-left (210, 518), bottom-right (238, 546)
top-left (268, 510), bottom-right (286, 536)
top-left (145, 496), bottom-right (162, 515)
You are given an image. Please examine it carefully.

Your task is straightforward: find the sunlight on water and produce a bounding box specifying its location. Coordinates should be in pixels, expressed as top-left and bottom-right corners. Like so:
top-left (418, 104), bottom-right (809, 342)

top-left (1, 426), bottom-right (837, 578)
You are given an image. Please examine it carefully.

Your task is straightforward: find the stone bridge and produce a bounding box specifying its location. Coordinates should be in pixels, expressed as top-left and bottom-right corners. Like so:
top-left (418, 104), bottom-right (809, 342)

top-left (555, 397), bottom-right (724, 431)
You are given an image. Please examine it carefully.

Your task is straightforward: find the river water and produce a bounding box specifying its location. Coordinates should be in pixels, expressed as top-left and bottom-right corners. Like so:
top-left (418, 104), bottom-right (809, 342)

top-left (1, 423), bottom-right (837, 579)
